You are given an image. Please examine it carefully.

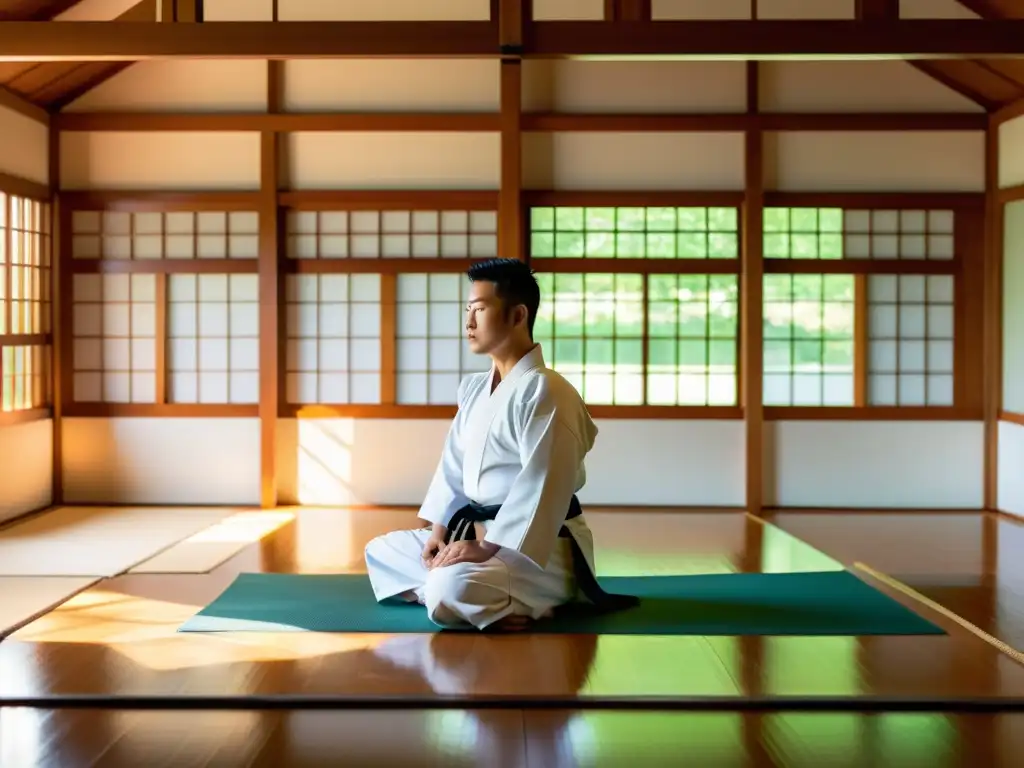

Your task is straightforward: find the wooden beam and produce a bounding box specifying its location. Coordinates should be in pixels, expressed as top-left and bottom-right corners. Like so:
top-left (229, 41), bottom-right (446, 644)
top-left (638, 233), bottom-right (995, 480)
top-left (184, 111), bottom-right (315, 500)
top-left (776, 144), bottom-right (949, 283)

top-left (983, 119), bottom-right (1003, 510)
top-left (499, 64), bottom-right (523, 261)
top-left (527, 20), bottom-right (1024, 58)
top-left (0, 21), bottom-right (497, 60)
top-left (48, 120), bottom-right (62, 505)
top-left (742, 61), bottom-right (764, 515)
top-left (258, 61), bottom-right (281, 510)
top-left (51, 111), bottom-right (989, 133)
top-left (855, 0), bottom-right (899, 21)
top-left (5, 20), bottom-right (1024, 59)
top-left (0, 85), bottom-right (49, 125)
top-left (53, 113), bottom-right (503, 132)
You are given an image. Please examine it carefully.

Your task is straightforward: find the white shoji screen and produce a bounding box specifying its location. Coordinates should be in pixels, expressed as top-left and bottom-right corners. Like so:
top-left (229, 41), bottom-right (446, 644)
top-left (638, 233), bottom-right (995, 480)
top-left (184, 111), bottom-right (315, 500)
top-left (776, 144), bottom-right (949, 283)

top-left (285, 273), bottom-right (382, 404)
top-left (167, 274), bottom-right (260, 404)
top-left (5, 194), bottom-right (51, 337)
top-left (285, 210), bottom-right (498, 259)
top-left (395, 273), bottom-right (490, 405)
top-left (71, 211), bottom-right (259, 260)
top-left (763, 274), bottom-right (856, 407)
top-left (72, 274), bottom-right (158, 403)
top-left (763, 207), bottom-right (955, 261)
top-left (867, 275), bottom-right (955, 406)
top-left (1, 345), bottom-right (49, 411)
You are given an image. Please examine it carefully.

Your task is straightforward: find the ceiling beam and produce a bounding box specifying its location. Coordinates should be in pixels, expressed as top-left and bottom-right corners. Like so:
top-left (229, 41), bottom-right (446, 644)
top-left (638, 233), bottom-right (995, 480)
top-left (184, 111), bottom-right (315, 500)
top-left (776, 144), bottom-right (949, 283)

top-left (0, 82), bottom-right (48, 123)
top-left (5, 20), bottom-right (1024, 60)
top-left (51, 111), bottom-right (988, 132)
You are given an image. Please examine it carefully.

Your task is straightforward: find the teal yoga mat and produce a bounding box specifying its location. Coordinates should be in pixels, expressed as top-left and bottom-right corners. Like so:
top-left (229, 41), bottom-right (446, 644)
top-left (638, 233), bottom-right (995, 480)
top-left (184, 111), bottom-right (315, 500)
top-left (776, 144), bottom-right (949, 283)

top-left (178, 570), bottom-right (944, 636)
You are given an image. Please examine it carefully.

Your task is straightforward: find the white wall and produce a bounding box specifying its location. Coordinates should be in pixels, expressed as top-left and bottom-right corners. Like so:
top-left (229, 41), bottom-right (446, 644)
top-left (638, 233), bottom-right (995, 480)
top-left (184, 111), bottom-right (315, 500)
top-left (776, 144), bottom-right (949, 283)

top-left (767, 421), bottom-right (985, 509)
top-left (56, 55), bottom-right (988, 508)
top-left (999, 422), bottom-right (1024, 518)
top-left (1004, 201), bottom-right (1024, 414)
top-left (0, 104), bottom-right (48, 187)
top-left (1000, 193), bottom-right (1024, 518)
top-left (0, 420), bottom-right (53, 525)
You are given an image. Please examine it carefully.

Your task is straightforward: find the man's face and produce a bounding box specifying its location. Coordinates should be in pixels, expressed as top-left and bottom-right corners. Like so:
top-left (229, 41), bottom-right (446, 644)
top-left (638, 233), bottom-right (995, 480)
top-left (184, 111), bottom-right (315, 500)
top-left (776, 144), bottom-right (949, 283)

top-left (465, 280), bottom-right (515, 355)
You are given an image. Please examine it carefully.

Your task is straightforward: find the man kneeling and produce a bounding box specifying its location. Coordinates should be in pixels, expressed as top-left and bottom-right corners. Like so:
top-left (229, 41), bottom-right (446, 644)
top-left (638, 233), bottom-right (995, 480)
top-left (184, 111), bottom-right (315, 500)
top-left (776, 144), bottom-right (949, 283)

top-left (364, 259), bottom-right (633, 631)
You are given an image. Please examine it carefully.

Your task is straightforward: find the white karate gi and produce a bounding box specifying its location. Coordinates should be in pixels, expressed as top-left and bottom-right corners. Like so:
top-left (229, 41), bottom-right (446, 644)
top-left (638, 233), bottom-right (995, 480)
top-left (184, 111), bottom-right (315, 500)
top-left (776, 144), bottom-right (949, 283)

top-left (364, 344), bottom-right (599, 630)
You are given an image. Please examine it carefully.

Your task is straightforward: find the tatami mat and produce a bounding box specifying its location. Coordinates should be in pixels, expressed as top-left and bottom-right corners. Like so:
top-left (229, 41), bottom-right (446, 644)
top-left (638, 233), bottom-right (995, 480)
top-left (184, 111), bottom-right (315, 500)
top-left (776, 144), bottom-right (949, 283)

top-left (0, 576), bottom-right (99, 638)
top-left (0, 507), bottom-right (239, 577)
top-left (129, 511), bottom-right (295, 574)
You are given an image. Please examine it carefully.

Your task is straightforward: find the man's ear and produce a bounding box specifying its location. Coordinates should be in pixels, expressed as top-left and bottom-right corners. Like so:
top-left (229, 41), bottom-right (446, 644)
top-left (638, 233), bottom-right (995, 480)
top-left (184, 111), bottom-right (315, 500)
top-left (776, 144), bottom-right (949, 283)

top-left (514, 304), bottom-right (528, 328)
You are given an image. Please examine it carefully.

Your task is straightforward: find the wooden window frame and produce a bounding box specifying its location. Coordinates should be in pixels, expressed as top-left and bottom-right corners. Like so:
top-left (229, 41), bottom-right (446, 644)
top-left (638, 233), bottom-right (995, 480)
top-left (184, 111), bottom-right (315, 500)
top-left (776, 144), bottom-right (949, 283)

top-left (0, 183), bottom-right (53, 427)
top-left (761, 192), bottom-right (986, 421)
top-left (55, 189), bottom-right (986, 423)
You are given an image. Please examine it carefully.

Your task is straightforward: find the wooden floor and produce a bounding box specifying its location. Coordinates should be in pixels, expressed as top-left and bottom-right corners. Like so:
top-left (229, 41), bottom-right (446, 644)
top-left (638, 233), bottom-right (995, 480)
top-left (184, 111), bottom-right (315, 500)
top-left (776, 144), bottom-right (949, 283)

top-left (0, 506), bottom-right (1022, 766)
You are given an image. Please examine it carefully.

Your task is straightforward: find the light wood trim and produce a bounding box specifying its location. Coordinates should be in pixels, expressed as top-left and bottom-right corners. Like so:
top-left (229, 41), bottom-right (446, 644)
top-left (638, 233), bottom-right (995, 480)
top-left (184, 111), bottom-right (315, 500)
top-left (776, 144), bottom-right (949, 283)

top-left (59, 191), bottom-right (261, 211)
top-left (1001, 411), bottom-right (1024, 427)
top-left (154, 273), bottom-right (167, 404)
top-left (70, 260), bottom-right (258, 274)
top-left (280, 190), bottom-right (498, 210)
top-left (52, 111), bottom-right (988, 133)
top-left (984, 121), bottom-right (1003, 509)
top-left (525, 190), bottom-right (745, 207)
top-left (55, 112), bottom-right (502, 132)
top-left (763, 259), bottom-right (959, 275)
top-left (258, 60), bottom-right (282, 510)
top-left (0, 171), bottom-right (49, 202)
top-left (499, 59), bottom-right (523, 260)
top-left (853, 275), bottom-right (867, 406)
top-left (524, 112), bottom-right (986, 132)
top-left (65, 404), bottom-right (258, 417)
top-left (283, 404), bottom-right (744, 419)
top-left (998, 185), bottom-right (1024, 204)
top-left (742, 109), bottom-right (764, 512)
top-left (0, 334), bottom-right (51, 347)
top-left (285, 257), bottom-right (739, 276)
top-left (765, 406), bottom-right (983, 420)
top-left (0, 407), bottom-right (52, 427)
top-left (958, 205), bottom-right (986, 413)
top-left (48, 127), bottom-right (62, 504)
top-left (380, 274), bottom-right (397, 406)
top-left (763, 192), bottom-right (985, 208)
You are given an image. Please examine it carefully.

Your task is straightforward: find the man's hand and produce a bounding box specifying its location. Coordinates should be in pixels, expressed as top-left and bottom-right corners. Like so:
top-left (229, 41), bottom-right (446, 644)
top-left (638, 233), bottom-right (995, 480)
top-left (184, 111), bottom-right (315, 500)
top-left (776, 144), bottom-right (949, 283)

top-left (421, 524), bottom-right (447, 564)
top-left (430, 540), bottom-right (500, 569)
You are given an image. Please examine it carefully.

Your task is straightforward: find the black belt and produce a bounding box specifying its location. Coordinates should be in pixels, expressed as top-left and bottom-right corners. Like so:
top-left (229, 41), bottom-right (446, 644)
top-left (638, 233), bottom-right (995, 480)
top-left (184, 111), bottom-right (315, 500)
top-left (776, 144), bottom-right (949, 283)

top-left (443, 495), bottom-right (640, 615)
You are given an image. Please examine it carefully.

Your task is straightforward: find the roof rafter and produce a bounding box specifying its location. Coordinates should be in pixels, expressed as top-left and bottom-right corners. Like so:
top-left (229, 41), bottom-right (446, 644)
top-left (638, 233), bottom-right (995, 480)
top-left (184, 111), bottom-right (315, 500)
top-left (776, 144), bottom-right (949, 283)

top-left (3, 19), bottom-right (1024, 60)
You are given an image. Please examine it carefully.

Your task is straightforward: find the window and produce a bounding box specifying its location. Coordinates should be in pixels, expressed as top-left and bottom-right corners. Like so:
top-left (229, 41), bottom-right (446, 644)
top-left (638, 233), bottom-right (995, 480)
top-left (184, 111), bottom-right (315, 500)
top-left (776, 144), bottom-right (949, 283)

top-left (167, 274), bottom-right (260, 404)
top-left (0, 191), bottom-right (52, 415)
top-left (528, 204), bottom-right (741, 409)
top-left (395, 273), bottom-right (489, 405)
top-left (71, 210), bottom-right (259, 261)
top-left (763, 274), bottom-right (854, 406)
top-left (66, 203), bottom-right (261, 414)
top-left (72, 274), bottom-right (158, 403)
top-left (763, 205), bottom-right (963, 410)
top-left (763, 207), bottom-right (954, 261)
top-left (530, 206), bottom-right (739, 260)
top-left (286, 209), bottom-right (497, 260)
top-left (285, 273), bottom-right (381, 404)
top-left (867, 275), bottom-right (954, 406)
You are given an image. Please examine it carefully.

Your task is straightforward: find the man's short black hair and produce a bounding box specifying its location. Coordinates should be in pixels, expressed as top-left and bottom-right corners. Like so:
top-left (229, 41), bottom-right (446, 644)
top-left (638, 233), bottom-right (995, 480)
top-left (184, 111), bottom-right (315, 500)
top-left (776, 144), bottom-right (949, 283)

top-left (467, 258), bottom-right (541, 338)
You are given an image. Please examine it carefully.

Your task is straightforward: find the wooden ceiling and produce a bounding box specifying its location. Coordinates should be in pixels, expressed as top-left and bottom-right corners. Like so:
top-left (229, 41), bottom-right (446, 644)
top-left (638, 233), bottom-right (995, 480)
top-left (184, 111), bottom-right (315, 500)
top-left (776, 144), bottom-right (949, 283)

top-left (0, 0), bottom-right (1022, 114)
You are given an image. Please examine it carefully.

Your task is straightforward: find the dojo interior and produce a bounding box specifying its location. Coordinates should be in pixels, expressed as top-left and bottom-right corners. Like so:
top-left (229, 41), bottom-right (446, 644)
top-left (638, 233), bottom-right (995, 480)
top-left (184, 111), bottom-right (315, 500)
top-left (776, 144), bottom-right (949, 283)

top-left (1, 0), bottom-right (1024, 764)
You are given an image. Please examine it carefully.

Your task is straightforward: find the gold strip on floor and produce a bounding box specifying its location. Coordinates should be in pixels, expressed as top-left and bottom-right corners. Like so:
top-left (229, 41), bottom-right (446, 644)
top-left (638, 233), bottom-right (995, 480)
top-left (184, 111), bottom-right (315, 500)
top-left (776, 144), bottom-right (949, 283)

top-left (853, 561), bottom-right (1024, 667)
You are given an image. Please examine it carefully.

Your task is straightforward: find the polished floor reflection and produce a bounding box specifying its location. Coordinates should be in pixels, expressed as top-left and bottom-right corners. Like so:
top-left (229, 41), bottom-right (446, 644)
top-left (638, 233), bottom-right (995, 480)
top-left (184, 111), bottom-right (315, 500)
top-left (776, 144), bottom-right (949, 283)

top-left (0, 506), bottom-right (1021, 705)
top-left (2, 708), bottom-right (1023, 767)
top-left (764, 510), bottom-right (1024, 653)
